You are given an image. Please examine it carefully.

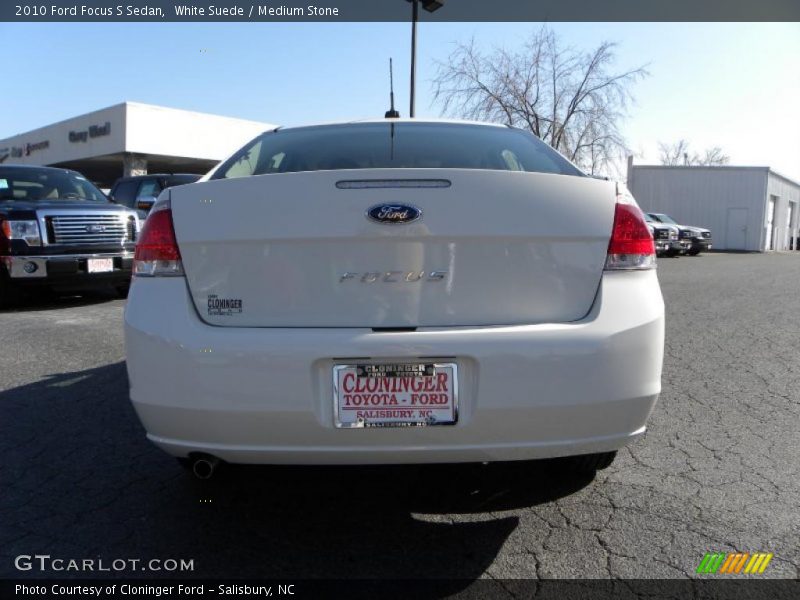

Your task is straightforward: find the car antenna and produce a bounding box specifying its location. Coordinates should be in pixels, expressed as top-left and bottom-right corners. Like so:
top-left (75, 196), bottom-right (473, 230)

top-left (385, 58), bottom-right (400, 118)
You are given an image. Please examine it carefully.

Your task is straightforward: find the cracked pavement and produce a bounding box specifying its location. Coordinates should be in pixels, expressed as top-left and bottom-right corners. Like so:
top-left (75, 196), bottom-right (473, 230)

top-left (1, 253), bottom-right (798, 582)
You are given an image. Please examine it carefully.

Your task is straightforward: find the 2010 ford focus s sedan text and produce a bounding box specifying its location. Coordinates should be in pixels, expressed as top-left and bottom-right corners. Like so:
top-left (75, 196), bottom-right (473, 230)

top-left (124, 120), bottom-right (665, 479)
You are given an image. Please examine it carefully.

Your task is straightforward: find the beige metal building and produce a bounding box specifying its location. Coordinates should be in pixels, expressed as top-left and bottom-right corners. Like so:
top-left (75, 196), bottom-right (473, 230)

top-left (0, 102), bottom-right (275, 188)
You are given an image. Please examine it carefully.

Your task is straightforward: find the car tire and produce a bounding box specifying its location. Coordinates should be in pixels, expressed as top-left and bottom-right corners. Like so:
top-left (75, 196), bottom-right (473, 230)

top-left (562, 451), bottom-right (618, 474)
top-left (688, 249), bottom-right (700, 256)
top-left (115, 284), bottom-right (130, 298)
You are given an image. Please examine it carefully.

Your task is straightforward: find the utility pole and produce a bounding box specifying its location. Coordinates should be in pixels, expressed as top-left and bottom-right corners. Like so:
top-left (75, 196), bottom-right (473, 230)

top-left (406, 1), bottom-right (444, 118)
top-left (409, 0), bottom-right (418, 117)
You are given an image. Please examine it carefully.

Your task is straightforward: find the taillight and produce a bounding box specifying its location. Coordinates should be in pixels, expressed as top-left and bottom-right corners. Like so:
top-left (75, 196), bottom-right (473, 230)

top-left (133, 204), bottom-right (183, 277)
top-left (0, 219), bottom-right (8, 254)
top-left (605, 203), bottom-right (656, 271)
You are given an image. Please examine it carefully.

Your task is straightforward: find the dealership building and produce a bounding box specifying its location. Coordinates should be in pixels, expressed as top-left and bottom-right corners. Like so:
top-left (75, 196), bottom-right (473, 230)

top-left (0, 102), bottom-right (275, 188)
top-left (628, 159), bottom-right (800, 252)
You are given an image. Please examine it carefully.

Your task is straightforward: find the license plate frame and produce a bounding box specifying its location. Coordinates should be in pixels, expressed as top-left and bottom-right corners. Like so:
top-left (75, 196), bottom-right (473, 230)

top-left (87, 258), bottom-right (114, 273)
top-left (333, 362), bottom-right (459, 429)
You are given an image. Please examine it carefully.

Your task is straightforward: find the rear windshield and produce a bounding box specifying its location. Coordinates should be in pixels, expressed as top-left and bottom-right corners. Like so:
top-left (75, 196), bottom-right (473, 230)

top-left (0, 167), bottom-right (107, 203)
top-left (212, 122), bottom-right (584, 179)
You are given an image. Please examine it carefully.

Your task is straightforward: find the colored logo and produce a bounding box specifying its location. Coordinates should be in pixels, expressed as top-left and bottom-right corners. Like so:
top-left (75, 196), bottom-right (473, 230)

top-left (366, 204), bottom-right (422, 225)
top-left (696, 552), bottom-right (773, 575)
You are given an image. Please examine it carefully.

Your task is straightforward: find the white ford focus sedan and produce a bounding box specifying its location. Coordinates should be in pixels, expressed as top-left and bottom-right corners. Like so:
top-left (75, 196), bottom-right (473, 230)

top-left (124, 120), bottom-right (664, 479)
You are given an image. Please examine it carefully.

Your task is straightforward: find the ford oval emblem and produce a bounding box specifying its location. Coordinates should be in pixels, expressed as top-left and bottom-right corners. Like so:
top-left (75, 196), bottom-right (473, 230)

top-left (366, 204), bottom-right (422, 225)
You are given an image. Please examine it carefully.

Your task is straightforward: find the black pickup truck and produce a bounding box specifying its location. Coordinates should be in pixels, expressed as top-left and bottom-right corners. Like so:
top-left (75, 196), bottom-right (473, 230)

top-left (0, 165), bottom-right (140, 306)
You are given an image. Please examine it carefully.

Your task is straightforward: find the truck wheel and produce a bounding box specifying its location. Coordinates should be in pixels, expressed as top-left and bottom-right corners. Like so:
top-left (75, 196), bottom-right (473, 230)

top-left (562, 451), bottom-right (618, 474)
top-left (688, 249), bottom-right (700, 256)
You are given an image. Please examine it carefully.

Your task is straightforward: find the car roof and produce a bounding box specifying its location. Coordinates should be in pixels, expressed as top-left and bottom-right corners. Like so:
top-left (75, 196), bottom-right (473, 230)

top-left (348, 118), bottom-right (506, 127)
top-left (271, 118), bottom-right (509, 134)
top-left (0, 164), bottom-right (78, 173)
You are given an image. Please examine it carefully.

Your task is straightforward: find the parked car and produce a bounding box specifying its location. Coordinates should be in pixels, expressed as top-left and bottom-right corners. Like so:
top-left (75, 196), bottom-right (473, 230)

top-left (643, 215), bottom-right (677, 256)
top-left (125, 120), bottom-right (665, 480)
top-left (109, 173), bottom-right (201, 218)
top-left (0, 165), bottom-right (139, 306)
top-left (647, 213), bottom-right (712, 255)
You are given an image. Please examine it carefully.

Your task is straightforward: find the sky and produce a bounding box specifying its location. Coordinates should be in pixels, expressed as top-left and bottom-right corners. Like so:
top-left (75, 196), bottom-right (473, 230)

top-left (0, 21), bottom-right (798, 180)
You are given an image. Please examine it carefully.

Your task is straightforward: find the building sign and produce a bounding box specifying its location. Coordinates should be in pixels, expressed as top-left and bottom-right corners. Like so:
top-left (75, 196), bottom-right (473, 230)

top-left (68, 122), bottom-right (111, 143)
top-left (8, 141), bottom-right (50, 157)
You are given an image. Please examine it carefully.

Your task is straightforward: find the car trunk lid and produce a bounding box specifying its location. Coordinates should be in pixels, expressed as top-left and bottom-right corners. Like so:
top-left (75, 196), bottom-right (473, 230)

top-left (171, 169), bottom-right (615, 328)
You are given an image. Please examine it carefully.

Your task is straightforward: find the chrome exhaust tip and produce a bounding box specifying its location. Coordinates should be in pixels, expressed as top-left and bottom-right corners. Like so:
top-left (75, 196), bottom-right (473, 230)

top-left (191, 455), bottom-right (220, 480)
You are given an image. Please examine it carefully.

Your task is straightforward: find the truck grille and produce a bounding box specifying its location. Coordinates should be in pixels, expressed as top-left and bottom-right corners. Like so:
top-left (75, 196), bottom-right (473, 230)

top-left (654, 229), bottom-right (670, 240)
top-left (48, 214), bottom-right (129, 245)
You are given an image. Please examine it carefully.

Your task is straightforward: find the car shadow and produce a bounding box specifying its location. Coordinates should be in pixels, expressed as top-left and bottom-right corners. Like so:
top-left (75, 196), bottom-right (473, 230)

top-left (0, 287), bottom-right (122, 313)
top-left (0, 362), bottom-right (594, 586)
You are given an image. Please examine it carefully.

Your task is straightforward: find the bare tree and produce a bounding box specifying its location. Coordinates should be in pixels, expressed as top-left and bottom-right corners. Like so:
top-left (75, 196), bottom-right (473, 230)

top-left (699, 146), bottom-right (730, 166)
top-left (431, 27), bottom-right (648, 175)
top-left (658, 140), bottom-right (730, 166)
top-left (658, 139), bottom-right (691, 166)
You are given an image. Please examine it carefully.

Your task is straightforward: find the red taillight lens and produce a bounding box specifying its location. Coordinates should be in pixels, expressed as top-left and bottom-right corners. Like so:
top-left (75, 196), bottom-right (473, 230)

top-left (0, 219), bottom-right (8, 254)
top-left (608, 204), bottom-right (655, 255)
top-left (133, 207), bottom-right (183, 277)
top-left (605, 203), bottom-right (656, 270)
top-left (135, 208), bottom-right (180, 261)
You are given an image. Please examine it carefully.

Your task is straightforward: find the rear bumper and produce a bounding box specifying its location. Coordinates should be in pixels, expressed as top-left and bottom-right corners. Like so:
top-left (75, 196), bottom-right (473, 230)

top-left (124, 271), bottom-right (665, 465)
top-left (2, 252), bottom-right (132, 288)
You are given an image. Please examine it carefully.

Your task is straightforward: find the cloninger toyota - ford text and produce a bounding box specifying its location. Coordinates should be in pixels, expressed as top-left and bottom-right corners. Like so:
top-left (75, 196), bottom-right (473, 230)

top-left (124, 120), bottom-right (665, 479)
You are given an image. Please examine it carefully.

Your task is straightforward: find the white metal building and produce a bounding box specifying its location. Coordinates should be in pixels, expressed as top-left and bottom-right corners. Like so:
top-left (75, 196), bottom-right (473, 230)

top-left (0, 102), bottom-right (275, 188)
top-left (627, 160), bottom-right (800, 251)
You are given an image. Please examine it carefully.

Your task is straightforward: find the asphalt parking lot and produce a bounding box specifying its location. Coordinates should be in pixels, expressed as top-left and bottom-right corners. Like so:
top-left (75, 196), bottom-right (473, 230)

top-left (1, 253), bottom-right (798, 583)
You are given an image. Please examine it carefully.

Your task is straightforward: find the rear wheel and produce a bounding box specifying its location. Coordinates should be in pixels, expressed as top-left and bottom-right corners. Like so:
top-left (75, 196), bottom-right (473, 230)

top-left (115, 284), bottom-right (130, 298)
top-left (688, 248), bottom-right (701, 256)
top-left (562, 451), bottom-right (617, 474)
